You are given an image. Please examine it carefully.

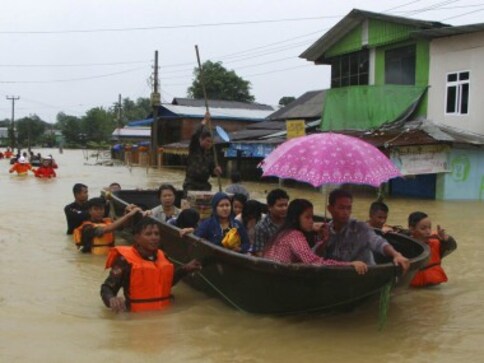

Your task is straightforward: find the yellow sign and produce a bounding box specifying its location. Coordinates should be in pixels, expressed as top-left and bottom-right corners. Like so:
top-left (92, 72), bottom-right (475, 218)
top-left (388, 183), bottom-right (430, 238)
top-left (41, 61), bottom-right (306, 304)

top-left (286, 120), bottom-right (306, 139)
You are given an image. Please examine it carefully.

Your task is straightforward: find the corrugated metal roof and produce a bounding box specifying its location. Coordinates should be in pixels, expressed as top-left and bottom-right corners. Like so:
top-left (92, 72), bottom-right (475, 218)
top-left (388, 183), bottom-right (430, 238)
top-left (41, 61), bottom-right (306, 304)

top-left (300, 8), bottom-right (448, 62)
top-left (412, 23), bottom-right (484, 39)
top-left (111, 127), bottom-right (150, 137)
top-left (162, 104), bottom-right (274, 121)
top-left (172, 97), bottom-right (274, 111)
top-left (267, 90), bottom-right (326, 120)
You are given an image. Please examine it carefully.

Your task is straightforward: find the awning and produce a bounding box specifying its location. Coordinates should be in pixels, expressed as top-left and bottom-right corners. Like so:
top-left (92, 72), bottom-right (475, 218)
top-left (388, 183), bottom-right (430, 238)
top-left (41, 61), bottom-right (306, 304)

top-left (128, 118), bottom-right (153, 127)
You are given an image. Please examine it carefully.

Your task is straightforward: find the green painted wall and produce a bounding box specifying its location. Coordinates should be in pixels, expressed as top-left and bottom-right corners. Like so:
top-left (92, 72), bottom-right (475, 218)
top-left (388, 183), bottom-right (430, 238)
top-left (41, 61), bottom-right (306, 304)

top-left (368, 19), bottom-right (415, 47)
top-left (326, 25), bottom-right (362, 58)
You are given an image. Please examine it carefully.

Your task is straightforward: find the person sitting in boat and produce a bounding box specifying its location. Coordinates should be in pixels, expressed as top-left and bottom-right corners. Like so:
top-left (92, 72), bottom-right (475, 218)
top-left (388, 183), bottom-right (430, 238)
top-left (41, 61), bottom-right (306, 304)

top-left (320, 189), bottom-right (410, 273)
top-left (101, 217), bottom-right (202, 313)
top-left (168, 208), bottom-right (200, 237)
top-left (33, 157), bottom-right (57, 178)
top-left (231, 193), bottom-right (247, 218)
top-left (9, 156), bottom-right (33, 176)
top-left (263, 199), bottom-right (368, 274)
top-left (145, 183), bottom-right (181, 223)
top-left (73, 197), bottom-right (141, 255)
top-left (225, 171), bottom-right (250, 199)
top-left (253, 188), bottom-right (289, 256)
top-left (367, 201), bottom-right (404, 234)
top-left (407, 211), bottom-right (457, 287)
top-left (64, 183), bottom-right (90, 234)
top-left (195, 192), bottom-right (250, 253)
top-left (183, 112), bottom-right (222, 195)
top-left (235, 200), bottom-right (263, 250)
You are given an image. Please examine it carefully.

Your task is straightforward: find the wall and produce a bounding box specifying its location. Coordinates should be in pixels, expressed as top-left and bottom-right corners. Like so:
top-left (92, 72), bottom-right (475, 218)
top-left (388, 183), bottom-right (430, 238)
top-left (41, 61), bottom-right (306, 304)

top-left (427, 31), bottom-right (484, 135)
top-left (436, 147), bottom-right (484, 200)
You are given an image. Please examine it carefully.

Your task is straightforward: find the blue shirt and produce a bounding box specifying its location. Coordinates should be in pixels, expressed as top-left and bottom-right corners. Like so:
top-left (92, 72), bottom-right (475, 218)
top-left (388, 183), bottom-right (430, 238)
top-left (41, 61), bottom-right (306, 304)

top-left (195, 216), bottom-right (251, 253)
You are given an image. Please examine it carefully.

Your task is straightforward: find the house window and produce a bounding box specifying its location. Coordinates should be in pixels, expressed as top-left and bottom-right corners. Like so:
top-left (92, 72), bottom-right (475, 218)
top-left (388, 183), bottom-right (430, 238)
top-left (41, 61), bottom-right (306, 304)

top-left (385, 44), bottom-right (416, 85)
top-left (446, 71), bottom-right (470, 115)
top-left (330, 49), bottom-right (369, 88)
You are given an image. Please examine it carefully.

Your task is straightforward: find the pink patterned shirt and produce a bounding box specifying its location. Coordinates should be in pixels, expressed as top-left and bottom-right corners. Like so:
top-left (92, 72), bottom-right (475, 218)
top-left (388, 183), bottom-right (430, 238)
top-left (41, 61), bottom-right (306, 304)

top-left (262, 230), bottom-right (351, 266)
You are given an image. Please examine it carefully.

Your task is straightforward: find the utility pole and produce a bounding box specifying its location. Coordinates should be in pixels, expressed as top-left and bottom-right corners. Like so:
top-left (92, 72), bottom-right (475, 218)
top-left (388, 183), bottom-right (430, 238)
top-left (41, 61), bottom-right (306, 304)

top-left (150, 50), bottom-right (161, 166)
top-left (114, 94), bottom-right (122, 141)
top-left (6, 96), bottom-right (20, 149)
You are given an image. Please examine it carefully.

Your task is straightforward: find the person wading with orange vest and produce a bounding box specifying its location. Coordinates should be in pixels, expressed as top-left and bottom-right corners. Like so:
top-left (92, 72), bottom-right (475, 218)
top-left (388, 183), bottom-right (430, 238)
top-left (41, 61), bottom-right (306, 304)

top-left (9, 156), bottom-right (33, 176)
top-left (101, 217), bottom-right (201, 313)
top-left (408, 211), bottom-right (457, 287)
top-left (73, 197), bottom-right (141, 255)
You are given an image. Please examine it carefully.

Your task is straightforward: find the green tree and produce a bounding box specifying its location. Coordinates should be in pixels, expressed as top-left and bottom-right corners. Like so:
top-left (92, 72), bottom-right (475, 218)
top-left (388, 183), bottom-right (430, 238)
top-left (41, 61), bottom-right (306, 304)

top-left (278, 96), bottom-right (296, 107)
top-left (56, 112), bottom-right (82, 144)
top-left (121, 97), bottom-right (151, 122)
top-left (188, 60), bottom-right (255, 102)
top-left (82, 107), bottom-right (115, 143)
top-left (16, 115), bottom-right (47, 147)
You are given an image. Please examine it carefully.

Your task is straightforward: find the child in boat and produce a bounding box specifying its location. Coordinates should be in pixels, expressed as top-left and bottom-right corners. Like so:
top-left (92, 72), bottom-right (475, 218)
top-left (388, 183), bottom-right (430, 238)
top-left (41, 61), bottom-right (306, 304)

top-left (195, 192), bottom-right (250, 253)
top-left (169, 208), bottom-right (200, 237)
top-left (235, 200), bottom-right (263, 249)
top-left (408, 211), bottom-right (457, 287)
top-left (262, 199), bottom-right (368, 274)
top-left (9, 156), bottom-right (33, 176)
top-left (33, 157), bottom-right (57, 178)
top-left (231, 193), bottom-right (247, 218)
top-left (101, 217), bottom-right (201, 313)
top-left (73, 197), bottom-right (141, 255)
top-left (367, 201), bottom-right (404, 233)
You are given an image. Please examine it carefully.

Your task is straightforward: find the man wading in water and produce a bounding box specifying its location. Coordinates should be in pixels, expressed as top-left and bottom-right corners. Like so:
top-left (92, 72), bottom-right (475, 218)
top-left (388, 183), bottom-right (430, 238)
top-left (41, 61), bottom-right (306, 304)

top-left (183, 112), bottom-right (222, 195)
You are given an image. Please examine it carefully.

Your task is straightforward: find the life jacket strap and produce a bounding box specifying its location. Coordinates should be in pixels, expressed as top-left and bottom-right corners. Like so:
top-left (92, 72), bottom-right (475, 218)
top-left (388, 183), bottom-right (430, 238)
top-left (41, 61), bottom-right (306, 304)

top-left (420, 262), bottom-right (441, 271)
top-left (129, 295), bottom-right (173, 304)
top-left (92, 242), bottom-right (115, 248)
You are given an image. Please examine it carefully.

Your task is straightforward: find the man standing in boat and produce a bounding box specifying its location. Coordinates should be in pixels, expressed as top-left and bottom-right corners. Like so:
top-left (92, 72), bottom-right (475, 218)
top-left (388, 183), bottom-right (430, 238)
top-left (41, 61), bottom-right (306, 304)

top-left (183, 112), bottom-right (222, 195)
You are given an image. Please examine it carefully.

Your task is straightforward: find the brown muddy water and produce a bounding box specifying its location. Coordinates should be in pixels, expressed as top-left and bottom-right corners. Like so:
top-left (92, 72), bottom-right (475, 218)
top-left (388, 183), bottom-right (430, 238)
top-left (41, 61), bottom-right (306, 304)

top-left (0, 149), bottom-right (482, 362)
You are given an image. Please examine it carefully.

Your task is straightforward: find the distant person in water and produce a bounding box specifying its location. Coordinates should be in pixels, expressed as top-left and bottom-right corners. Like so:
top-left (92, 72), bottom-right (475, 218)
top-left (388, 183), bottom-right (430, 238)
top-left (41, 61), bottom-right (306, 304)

top-left (225, 171), bottom-right (250, 199)
top-left (407, 211), bottom-right (457, 287)
top-left (9, 156), bottom-right (33, 176)
top-left (183, 112), bottom-right (222, 194)
top-left (64, 183), bottom-right (90, 234)
top-left (34, 157), bottom-right (57, 178)
top-left (101, 217), bottom-right (201, 313)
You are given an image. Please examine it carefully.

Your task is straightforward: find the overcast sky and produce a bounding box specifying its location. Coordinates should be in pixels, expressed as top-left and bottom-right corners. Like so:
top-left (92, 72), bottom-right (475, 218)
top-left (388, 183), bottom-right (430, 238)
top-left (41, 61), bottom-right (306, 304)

top-left (0, 0), bottom-right (482, 123)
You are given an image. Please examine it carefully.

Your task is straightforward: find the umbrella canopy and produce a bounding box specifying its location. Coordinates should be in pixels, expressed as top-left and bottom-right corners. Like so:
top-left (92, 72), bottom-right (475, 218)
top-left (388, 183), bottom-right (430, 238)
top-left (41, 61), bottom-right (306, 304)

top-left (260, 133), bottom-right (401, 187)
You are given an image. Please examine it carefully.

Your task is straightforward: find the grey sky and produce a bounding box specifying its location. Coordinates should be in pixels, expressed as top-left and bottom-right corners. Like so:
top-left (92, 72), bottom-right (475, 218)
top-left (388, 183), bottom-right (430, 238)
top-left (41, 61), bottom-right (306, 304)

top-left (0, 0), bottom-right (482, 123)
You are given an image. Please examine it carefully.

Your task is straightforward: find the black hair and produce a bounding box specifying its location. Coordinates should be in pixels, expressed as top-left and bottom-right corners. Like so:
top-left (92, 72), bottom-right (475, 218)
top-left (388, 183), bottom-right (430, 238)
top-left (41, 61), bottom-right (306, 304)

top-left (408, 211), bottom-right (428, 228)
top-left (109, 182), bottom-right (121, 189)
top-left (266, 188), bottom-right (289, 207)
top-left (230, 171), bottom-right (241, 183)
top-left (188, 125), bottom-right (212, 154)
top-left (266, 199), bottom-right (313, 251)
top-left (87, 197), bottom-right (105, 209)
top-left (133, 216), bottom-right (161, 235)
top-left (328, 188), bottom-right (353, 206)
top-left (176, 208), bottom-right (200, 229)
top-left (73, 183), bottom-right (88, 195)
top-left (157, 183), bottom-right (177, 199)
top-left (232, 193), bottom-right (247, 207)
top-left (369, 201), bottom-right (389, 215)
top-left (241, 200), bottom-right (263, 227)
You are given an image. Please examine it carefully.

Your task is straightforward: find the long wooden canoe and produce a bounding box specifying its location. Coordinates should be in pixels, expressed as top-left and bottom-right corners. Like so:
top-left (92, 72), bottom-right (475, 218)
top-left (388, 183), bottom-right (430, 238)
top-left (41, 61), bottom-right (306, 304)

top-left (106, 190), bottom-right (430, 314)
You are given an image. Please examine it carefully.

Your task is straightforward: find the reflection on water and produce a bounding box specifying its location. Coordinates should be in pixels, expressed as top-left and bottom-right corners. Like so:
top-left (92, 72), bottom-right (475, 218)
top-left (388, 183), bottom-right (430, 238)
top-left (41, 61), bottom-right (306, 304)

top-left (0, 149), bottom-right (483, 362)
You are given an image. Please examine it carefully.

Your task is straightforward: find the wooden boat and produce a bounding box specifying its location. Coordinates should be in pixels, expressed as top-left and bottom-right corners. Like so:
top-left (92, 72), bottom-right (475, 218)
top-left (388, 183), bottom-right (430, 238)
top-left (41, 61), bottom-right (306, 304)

top-left (106, 189), bottom-right (430, 314)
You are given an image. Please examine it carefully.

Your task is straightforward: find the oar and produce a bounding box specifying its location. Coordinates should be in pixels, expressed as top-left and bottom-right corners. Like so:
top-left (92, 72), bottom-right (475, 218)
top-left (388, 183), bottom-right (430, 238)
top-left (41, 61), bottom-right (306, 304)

top-left (195, 45), bottom-right (222, 192)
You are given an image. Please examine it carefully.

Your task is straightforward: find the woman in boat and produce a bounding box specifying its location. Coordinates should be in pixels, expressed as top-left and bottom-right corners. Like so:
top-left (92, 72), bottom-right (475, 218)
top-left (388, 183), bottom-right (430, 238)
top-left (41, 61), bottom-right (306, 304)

top-left (195, 192), bottom-right (250, 253)
top-left (101, 217), bottom-right (201, 313)
top-left (231, 193), bottom-right (247, 218)
top-left (263, 199), bottom-right (368, 274)
top-left (146, 184), bottom-right (181, 223)
top-left (407, 211), bottom-right (457, 287)
top-left (183, 112), bottom-right (222, 195)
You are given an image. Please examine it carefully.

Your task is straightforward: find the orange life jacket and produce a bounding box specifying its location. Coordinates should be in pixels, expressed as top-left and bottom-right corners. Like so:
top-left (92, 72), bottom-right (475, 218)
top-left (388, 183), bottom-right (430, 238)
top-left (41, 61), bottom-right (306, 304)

top-left (73, 219), bottom-right (114, 255)
top-left (105, 246), bottom-right (174, 312)
top-left (411, 236), bottom-right (448, 287)
top-left (9, 163), bottom-right (32, 176)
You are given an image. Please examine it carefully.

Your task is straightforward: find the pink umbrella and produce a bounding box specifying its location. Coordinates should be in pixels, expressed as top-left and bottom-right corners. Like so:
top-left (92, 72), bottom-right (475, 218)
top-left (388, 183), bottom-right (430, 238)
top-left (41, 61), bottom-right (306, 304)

top-left (260, 133), bottom-right (401, 187)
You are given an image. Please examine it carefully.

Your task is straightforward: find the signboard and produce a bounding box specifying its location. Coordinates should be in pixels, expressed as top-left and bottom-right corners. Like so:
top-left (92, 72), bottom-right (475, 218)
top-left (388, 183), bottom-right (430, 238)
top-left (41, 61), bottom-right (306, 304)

top-left (286, 120), bottom-right (306, 139)
top-left (390, 145), bottom-right (450, 175)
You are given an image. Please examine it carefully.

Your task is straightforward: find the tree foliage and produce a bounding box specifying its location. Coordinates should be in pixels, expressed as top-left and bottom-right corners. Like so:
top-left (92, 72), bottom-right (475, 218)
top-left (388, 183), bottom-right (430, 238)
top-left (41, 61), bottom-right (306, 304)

top-left (15, 115), bottom-right (47, 147)
top-left (187, 61), bottom-right (255, 102)
top-left (278, 96), bottom-right (296, 107)
top-left (121, 97), bottom-right (151, 123)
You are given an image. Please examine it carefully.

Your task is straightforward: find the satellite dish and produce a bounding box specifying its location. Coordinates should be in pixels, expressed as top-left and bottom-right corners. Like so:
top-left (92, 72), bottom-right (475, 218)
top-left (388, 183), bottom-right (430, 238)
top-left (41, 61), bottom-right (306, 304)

top-left (216, 126), bottom-right (231, 142)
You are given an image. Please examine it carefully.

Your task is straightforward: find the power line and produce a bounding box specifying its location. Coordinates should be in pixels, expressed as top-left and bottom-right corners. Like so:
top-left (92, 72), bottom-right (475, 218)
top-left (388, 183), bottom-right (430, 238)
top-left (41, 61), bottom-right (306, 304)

top-left (442, 5), bottom-right (484, 19)
top-left (0, 60), bottom-right (149, 68)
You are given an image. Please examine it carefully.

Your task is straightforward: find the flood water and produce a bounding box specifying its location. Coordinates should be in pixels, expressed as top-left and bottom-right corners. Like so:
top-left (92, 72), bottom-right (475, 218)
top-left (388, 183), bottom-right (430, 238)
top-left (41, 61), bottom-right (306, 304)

top-left (1, 149), bottom-right (483, 362)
